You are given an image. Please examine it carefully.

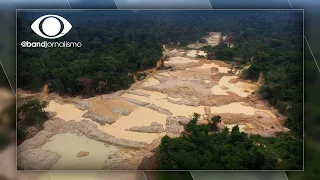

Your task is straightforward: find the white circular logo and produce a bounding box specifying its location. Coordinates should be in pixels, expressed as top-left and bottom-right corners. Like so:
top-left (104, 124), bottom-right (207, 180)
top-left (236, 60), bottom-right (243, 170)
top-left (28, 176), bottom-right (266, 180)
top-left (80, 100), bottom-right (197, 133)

top-left (31, 15), bottom-right (72, 39)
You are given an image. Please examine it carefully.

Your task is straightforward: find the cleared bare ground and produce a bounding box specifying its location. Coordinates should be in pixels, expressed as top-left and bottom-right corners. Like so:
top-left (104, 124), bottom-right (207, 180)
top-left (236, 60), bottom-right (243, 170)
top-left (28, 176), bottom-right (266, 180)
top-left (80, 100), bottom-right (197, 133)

top-left (17, 38), bottom-right (288, 170)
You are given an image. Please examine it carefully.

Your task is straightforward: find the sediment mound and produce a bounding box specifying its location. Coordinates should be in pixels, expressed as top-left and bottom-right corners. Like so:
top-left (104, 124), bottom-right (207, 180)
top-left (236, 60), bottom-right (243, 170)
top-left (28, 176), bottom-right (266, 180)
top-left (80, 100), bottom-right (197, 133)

top-left (167, 98), bottom-right (200, 107)
top-left (112, 108), bottom-right (130, 116)
top-left (73, 100), bottom-right (91, 111)
top-left (82, 111), bottom-right (116, 125)
top-left (127, 122), bottom-right (164, 133)
top-left (166, 116), bottom-right (185, 138)
top-left (73, 120), bottom-right (149, 149)
top-left (200, 94), bottom-right (244, 106)
top-left (77, 151), bottom-right (89, 158)
top-left (146, 104), bottom-right (173, 116)
top-left (120, 97), bottom-right (150, 106)
top-left (18, 148), bottom-right (61, 170)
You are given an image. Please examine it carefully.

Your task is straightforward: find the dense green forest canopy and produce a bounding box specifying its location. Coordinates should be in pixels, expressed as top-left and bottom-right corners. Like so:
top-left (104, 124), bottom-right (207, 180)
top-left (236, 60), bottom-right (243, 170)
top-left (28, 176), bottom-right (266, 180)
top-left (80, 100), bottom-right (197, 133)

top-left (18, 10), bottom-right (302, 96)
top-left (159, 113), bottom-right (302, 170)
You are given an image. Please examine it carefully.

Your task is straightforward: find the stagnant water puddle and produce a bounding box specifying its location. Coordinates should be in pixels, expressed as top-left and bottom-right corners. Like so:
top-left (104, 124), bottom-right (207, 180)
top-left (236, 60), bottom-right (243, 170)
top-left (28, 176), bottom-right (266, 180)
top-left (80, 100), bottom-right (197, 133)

top-left (41, 133), bottom-right (119, 170)
top-left (44, 101), bottom-right (88, 122)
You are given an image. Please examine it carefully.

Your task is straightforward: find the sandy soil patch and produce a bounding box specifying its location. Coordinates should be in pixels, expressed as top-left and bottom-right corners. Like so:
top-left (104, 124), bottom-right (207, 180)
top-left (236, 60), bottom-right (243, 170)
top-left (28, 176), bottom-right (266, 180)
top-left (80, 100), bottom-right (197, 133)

top-left (133, 89), bottom-right (154, 95)
top-left (44, 101), bottom-right (88, 122)
top-left (197, 50), bottom-right (207, 56)
top-left (204, 32), bottom-right (221, 46)
top-left (206, 60), bottom-right (230, 67)
top-left (151, 79), bottom-right (212, 95)
top-left (245, 123), bottom-right (255, 129)
top-left (170, 49), bottom-right (179, 53)
top-left (235, 81), bottom-right (257, 92)
top-left (187, 50), bottom-right (198, 57)
top-left (164, 56), bottom-right (198, 65)
top-left (90, 98), bottom-right (138, 119)
top-left (210, 86), bottom-right (229, 96)
top-left (168, 96), bottom-right (183, 101)
top-left (142, 77), bottom-right (160, 87)
top-left (211, 76), bottom-right (257, 97)
top-left (187, 42), bottom-right (206, 49)
top-left (157, 72), bottom-right (171, 77)
top-left (41, 133), bottom-right (119, 170)
top-left (171, 68), bottom-right (212, 80)
top-left (198, 62), bottom-right (229, 73)
top-left (211, 102), bottom-right (265, 116)
top-left (110, 107), bottom-right (167, 130)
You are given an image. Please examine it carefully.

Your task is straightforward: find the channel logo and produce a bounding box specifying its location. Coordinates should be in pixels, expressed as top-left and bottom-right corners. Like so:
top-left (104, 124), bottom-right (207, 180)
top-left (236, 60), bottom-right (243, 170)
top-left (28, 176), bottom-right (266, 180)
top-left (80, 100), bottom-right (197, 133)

top-left (31, 15), bottom-right (72, 39)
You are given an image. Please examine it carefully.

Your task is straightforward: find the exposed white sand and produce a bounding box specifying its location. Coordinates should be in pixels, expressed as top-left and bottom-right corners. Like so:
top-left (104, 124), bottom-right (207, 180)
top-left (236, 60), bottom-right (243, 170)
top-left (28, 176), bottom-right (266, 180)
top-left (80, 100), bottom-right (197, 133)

top-left (204, 32), bottom-right (221, 46)
top-left (110, 107), bottom-right (167, 129)
top-left (187, 50), bottom-right (198, 57)
top-left (211, 102), bottom-right (258, 116)
top-left (164, 56), bottom-right (198, 65)
top-left (204, 80), bottom-right (211, 84)
top-left (197, 50), bottom-right (207, 56)
top-left (44, 101), bottom-right (88, 122)
top-left (211, 76), bottom-right (257, 97)
top-left (198, 63), bottom-right (229, 73)
top-left (41, 133), bottom-right (119, 170)
top-left (158, 72), bottom-right (171, 77)
top-left (142, 77), bottom-right (160, 87)
top-left (170, 49), bottom-right (179, 53)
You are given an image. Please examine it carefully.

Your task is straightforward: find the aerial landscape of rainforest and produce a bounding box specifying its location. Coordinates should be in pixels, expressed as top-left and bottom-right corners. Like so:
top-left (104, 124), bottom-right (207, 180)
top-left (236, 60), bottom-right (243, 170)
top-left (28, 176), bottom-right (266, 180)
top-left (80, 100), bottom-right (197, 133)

top-left (16, 10), bottom-right (303, 170)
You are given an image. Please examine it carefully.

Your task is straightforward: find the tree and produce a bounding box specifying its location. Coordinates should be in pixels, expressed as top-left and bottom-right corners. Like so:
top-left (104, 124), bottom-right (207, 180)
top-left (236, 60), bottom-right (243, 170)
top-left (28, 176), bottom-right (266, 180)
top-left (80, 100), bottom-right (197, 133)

top-left (209, 115), bottom-right (221, 131)
top-left (158, 114), bottom-right (280, 170)
top-left (17, 99), bottom-right (48, 126)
